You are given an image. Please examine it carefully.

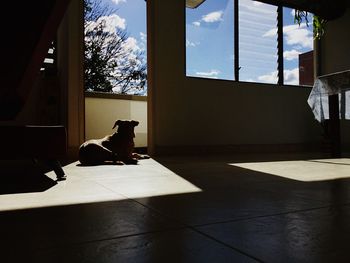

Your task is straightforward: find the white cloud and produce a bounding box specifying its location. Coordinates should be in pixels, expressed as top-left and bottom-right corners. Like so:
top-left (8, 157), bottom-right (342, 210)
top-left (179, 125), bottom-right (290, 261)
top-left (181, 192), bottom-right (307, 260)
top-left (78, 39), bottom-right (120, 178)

top-left (85, 14), bottom-right (126, 34)
top-left (290, 9), bottom-right (295, 17)
top-left (111, 0), bottom-right (126, 4)
top-left (195, 69), bottom-right (220, 78)
top-left (258, 70), bottom-right (278, 83)
top-left (186, 39), bottom-right (200, 47)
top-left (283, 49), bottom-right (301, 61)
top-left (123, 37), bottom-right (141, 52)
top-left (111, 34), bottom-right (145, 86)
top-left (293, 45), bottom-right (303, 50)
top-left (85, 15), bottom-right (141, 55)
top-left (284, 24), bottom-right (313, 49)
top-left (140, 32), bottom-right (147, 42)
top-left (257, 68), bottom-right (299, 85)
top-left (263, 28), bottom-right (277, 38)
top-left (284, 68), bottom-right (299, 85)
top-left (106, 14), bottom-right (126, 30)
top-left (191, 10), bottom-right (223, 28)
top-left (138, 32), bottom-right (147, 51)
top-left (263, 23), bottom-right (313, 49)
top-left (202, 11), bottom-right (223, 23)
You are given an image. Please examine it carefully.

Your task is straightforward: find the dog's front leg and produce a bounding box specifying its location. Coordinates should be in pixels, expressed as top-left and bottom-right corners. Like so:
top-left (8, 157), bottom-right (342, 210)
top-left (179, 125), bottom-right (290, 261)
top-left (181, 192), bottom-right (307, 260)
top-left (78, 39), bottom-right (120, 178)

top-left (132, 153), bottom-right (150, 160)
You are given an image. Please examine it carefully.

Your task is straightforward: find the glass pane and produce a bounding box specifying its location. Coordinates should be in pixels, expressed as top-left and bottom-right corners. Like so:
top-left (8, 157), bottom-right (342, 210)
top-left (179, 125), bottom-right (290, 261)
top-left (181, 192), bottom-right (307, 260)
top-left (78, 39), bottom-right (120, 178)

top-left (239, 0), bottom-right (278, 84)
top-left (186, 0), bottom-right (234, 80)
top-left (283, 7), bottom-right (314, 86)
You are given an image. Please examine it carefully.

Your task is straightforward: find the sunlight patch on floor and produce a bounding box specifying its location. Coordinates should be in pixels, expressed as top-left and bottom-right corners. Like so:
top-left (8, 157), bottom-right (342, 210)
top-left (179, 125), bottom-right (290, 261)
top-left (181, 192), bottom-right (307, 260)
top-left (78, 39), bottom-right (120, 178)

top-left (229, 158), bottom-right (350, 182)
top-left (0, 159), bottom-right (202, 212)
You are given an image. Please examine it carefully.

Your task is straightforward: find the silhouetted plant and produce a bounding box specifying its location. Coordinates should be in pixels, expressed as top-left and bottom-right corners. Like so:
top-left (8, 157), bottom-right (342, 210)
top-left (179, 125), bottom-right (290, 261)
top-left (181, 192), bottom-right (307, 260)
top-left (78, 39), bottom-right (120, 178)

top-left (294, 10), bottom-right (326, 39)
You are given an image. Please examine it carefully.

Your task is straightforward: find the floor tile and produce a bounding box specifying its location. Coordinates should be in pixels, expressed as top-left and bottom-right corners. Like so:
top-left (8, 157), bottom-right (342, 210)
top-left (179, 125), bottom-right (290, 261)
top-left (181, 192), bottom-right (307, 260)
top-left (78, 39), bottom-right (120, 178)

top-left (197, 205), bottom-right (350, 262)
top-left (96, 173), bottom-right (202, 199)
top-left (59, 159), bottom-right (175, 181)
top-left (25, 229), bottom-right (258, 263)
top-left (252, 178), bottom-right (350, 205)
top-left (0, 199), bottom-right (180, 251)
top-left (0, 161), bottom-right (126, 211)
top-left (0, 179), bottom-right (126, 212)
top-left (154, 161), bottom-right (278, 189)
top-left (230, 158), bottom-right (350, 182)
top-left (2, 153), bottom-right (350, 263)
top-left (136, 187), bottom-right (324, 226)
top-left (56, 159), bottom-right (202, 199)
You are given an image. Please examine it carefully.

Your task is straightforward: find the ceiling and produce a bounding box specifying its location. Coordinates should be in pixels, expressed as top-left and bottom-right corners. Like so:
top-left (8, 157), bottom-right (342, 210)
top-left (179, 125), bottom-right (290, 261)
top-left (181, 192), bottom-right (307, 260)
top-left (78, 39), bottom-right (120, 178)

top-left (186, 0), bottom-right (206, 9)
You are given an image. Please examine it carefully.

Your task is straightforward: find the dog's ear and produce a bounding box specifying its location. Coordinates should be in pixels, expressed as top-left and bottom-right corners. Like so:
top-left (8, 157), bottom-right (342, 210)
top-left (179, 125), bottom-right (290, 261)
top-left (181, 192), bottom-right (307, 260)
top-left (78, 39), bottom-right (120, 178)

top-left (112, 120), bottom-right (121, 130)
top-left (132, 120), bottom-right (139, 127)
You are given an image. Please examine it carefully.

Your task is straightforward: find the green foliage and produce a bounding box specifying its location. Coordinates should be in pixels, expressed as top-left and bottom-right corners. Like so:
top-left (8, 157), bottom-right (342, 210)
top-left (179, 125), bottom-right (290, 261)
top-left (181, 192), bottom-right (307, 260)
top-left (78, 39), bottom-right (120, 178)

top-left (294, 9), bottom-right (326, 40)
top-left (313, 15), bottom-right (327, 40)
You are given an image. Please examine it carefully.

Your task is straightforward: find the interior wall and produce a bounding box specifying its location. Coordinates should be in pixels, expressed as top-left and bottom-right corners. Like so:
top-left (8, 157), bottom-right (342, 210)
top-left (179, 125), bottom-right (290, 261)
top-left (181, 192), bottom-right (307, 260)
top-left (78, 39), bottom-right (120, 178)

top-left (85, 97), bottom-right (147, 147)
top-left (321, 9), bottom-right (350, 74)
top-left (148, 0), bottom-right (322, 153)
top-left (0, 0), bottom-right (84, 159)
top-left (0, 79), bottom-right (42, 125)
top-left (57, 0), bottom-right (85, 158)
top-left (0, 1), bottom-right (79, 127)
top-left (320, 9), bottom-right (350, 145)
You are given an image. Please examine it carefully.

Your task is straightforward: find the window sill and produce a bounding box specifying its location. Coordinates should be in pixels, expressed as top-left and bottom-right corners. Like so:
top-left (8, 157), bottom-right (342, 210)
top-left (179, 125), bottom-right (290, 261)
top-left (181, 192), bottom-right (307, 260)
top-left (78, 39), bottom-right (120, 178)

top-left (185, 76), bottom-right (313, 89)
top-left (85, 91), bottom-right (147, 101)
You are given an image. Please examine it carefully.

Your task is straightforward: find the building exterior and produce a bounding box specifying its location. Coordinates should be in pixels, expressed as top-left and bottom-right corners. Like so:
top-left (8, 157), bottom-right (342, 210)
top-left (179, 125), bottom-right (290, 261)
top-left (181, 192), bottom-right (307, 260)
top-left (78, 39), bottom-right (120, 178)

top-left (299, 50), bottom-right (314, 86)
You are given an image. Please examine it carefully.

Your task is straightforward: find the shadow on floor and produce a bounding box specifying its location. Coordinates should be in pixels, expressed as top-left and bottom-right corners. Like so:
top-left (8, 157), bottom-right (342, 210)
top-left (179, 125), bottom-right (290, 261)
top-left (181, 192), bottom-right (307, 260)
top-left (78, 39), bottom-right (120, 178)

top-left (0, 160), bottom-right (57, 195)
top-left (2, 153), bottom-right (350, 262)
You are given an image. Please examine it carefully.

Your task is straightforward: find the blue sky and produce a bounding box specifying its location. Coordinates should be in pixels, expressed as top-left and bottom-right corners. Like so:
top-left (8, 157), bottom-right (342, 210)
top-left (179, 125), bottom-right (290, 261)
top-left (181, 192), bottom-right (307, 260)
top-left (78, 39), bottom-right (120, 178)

top-left (186, 0), bottom-right (314, 85)
top-left (90, 0), bottom-right (313, 88)
top-left (186, 0), bottom-right (234, 80)
top-left (99, 0), bottom-right (146, 46)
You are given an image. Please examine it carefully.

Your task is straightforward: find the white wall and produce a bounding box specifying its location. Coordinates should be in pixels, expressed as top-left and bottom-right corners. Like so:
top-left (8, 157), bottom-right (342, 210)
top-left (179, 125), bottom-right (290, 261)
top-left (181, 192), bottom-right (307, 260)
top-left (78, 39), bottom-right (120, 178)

top-left (147, 0), bottom-right (323, 154)
top-left (85, 96), bottom-right (147, 147)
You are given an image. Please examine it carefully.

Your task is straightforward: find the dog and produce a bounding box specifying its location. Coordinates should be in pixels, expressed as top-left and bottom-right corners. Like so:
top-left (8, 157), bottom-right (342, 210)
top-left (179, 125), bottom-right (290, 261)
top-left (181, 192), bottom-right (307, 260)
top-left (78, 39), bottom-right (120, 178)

top-left (79, 120), bottom-right (147, 165)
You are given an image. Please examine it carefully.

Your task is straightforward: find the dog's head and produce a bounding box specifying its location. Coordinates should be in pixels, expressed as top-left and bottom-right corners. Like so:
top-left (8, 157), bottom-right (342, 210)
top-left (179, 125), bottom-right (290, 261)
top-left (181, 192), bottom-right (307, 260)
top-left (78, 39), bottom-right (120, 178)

top-left (112, 120), bottom-right (139, 138)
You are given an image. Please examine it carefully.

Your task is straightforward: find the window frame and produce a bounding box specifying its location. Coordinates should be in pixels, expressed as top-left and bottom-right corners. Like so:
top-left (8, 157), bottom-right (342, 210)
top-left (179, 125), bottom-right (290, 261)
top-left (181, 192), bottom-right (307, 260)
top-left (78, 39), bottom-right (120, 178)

top-left (185, 0), bottom-right (314, 87)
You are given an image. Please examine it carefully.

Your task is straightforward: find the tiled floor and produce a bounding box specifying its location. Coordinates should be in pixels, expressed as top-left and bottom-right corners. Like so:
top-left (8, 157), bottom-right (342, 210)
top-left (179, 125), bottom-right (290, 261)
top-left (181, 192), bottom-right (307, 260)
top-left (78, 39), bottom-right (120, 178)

top-left (1, 153), bottom-right (350, 262)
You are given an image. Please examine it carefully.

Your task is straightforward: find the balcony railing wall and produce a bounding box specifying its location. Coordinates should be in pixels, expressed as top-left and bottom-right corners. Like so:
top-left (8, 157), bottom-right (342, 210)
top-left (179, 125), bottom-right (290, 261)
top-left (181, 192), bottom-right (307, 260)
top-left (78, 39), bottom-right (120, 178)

top-left (85, 92), bottom-right (147, 147)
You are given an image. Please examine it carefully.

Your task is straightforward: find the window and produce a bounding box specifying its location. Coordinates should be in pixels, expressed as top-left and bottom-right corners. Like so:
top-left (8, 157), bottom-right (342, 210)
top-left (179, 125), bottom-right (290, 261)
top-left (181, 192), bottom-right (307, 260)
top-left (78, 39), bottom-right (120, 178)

top-left (185, 0), bottom-right (234, 80)
top-left (239, 0), bottom-right (278, 83)
top-left (283, 7), bottom-right (314, 86)
top-left (185, 0), bottom-right (314, 86)
top-left (84, 0), bottom-right (147, 95)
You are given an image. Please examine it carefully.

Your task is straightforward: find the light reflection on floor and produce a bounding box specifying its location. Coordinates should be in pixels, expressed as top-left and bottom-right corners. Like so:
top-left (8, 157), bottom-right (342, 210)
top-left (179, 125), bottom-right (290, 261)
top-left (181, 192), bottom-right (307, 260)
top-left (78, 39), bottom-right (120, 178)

top-left (229, 158), bottom-right (350, 182)
top-left (0, 159), bottom-right (202, 212)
